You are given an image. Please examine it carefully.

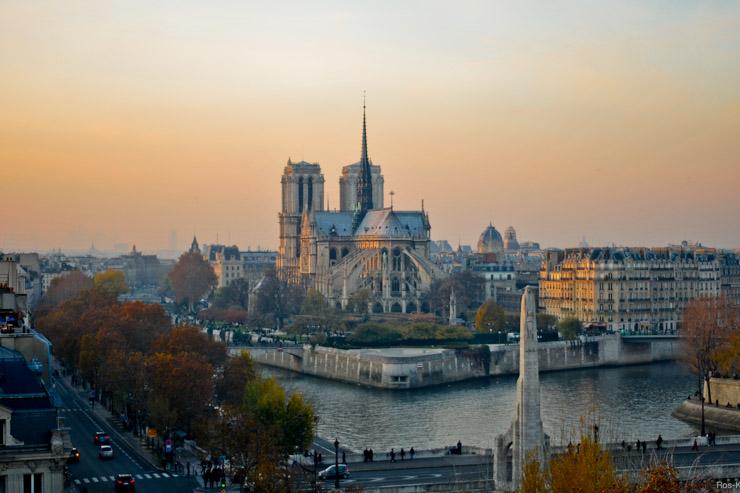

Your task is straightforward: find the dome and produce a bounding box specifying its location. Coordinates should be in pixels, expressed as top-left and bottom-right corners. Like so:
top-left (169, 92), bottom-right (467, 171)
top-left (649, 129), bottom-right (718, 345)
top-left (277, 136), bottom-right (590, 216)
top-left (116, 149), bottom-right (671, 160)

top-left (504, 226), bottom-right (519, 251)
top-left (477, 223), bottom-right (505, 256)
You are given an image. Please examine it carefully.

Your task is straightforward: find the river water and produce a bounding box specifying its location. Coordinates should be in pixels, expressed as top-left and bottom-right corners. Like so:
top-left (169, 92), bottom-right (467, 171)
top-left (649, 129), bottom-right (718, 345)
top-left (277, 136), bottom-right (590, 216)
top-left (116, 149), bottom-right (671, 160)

top-left (263, 362), bottom-right (700, 452)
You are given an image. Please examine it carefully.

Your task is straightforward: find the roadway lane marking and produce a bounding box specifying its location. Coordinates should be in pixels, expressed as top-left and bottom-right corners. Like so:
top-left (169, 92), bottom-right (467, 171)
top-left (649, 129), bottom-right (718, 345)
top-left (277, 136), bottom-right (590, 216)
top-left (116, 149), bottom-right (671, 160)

top-left (100, 477), bottom-right (108, 482)
top-left (161, 473), bottom-right (169, 477)
top-left (92, 478), bottom-right (99, 482)
top-left (135, 475), bottom-right (143, 479)
top-left (172, 473), bottom-right (178, 477)
top-left (144, 474), bottom-right (152, 478)
top-left (83, 478), bottom-right (90, 483)
top-left (74, 480), bottom-right (81, 485)
top-left (109, 476), bottom-right (115, 481)
top-left (153, 473), bottom-right (161, 478)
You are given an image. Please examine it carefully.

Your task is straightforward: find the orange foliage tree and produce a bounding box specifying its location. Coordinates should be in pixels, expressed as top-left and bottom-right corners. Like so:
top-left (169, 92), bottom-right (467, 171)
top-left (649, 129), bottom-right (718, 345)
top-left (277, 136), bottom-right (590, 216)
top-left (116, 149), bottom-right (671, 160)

top-left (168, 251), bottom-right (217, 312)
top-left (681, 295), bottom-right (740, 402)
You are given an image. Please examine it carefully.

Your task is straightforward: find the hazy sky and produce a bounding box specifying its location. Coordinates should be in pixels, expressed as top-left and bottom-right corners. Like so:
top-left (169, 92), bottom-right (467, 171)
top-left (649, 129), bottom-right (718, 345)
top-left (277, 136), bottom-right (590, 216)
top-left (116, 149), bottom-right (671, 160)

top-left (2, 1), bottom-right (739, 253)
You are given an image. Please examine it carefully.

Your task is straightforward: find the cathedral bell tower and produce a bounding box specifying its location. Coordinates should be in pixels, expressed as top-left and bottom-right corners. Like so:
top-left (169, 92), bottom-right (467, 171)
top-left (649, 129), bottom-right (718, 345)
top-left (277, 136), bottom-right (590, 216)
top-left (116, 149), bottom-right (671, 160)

top-left (277, 158), bottom-right (324, 284)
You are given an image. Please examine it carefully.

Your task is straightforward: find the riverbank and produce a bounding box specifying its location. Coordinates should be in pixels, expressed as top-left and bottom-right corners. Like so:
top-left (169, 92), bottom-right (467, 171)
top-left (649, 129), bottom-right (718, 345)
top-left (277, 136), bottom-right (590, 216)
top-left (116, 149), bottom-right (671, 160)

top-left (672, 398), bottom-right (740, 433)
top-left (237, 334), bottom-right (680, 389)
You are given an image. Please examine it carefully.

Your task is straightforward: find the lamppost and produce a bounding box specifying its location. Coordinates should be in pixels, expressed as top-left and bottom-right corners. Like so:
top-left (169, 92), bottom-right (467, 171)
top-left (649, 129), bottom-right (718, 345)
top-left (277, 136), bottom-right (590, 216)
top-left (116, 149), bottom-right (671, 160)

top-left (334, 438), bottom-right (340, 489)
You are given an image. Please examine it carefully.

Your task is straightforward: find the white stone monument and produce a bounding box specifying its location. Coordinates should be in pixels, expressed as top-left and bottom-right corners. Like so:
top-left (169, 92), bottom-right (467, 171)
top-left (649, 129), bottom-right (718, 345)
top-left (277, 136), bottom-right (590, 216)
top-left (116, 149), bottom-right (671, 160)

top-left (494, 286), bottom-right (547, 490)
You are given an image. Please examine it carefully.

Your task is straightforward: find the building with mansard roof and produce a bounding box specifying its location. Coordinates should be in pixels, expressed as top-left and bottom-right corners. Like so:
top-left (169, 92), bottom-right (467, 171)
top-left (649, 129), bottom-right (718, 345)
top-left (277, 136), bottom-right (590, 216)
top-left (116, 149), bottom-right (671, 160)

top-left (277, 103), bottom-right (444, 313)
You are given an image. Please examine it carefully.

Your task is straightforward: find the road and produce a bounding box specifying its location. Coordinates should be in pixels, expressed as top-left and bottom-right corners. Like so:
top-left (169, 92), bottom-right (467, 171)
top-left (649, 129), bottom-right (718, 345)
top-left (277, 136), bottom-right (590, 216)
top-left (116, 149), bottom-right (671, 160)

top-left (53, 375), bottom-right (198, 493)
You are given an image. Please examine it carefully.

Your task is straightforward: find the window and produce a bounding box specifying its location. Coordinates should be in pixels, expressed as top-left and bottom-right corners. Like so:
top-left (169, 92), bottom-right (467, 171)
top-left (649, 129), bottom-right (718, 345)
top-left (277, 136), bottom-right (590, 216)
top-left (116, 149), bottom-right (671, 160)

top-left (23, 473), bottom-right (42, 493)
top-left (0, 419), bottom-right (5, 445)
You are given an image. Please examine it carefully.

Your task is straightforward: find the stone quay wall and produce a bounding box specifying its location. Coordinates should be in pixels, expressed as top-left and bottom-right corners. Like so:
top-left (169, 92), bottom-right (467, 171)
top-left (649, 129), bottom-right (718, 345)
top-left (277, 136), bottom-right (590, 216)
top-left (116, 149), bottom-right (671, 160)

top-left (705, 378), bottom-right (740, 407)
top-left (235, 334), bottom-right (680, 389)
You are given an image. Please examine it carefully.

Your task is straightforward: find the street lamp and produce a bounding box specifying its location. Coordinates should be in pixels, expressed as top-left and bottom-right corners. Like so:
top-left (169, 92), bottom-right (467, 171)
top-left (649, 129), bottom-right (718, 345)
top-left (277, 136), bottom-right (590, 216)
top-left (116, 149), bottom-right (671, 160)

top-left (334, 438), bottom-right (340, 489)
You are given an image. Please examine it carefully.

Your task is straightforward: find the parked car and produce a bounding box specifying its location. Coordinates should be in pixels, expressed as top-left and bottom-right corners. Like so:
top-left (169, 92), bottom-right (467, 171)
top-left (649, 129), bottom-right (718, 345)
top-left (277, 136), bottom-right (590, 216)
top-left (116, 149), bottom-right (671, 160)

top-left (318, 464), bottom-right (350, 480)
top-left (114, 473), bottom-right (135, 491)
top-left (94, 431), bottom-right (111, 445)
top-left (67, 448), bottom-right (81, 463)
top-left (98, 445), bottom-right (114, 460)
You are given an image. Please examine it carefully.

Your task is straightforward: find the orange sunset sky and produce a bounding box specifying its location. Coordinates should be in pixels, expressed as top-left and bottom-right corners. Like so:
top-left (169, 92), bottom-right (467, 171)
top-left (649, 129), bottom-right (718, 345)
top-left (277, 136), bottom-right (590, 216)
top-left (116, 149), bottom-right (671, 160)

top-left (1, 1), bottom-right (739, 253)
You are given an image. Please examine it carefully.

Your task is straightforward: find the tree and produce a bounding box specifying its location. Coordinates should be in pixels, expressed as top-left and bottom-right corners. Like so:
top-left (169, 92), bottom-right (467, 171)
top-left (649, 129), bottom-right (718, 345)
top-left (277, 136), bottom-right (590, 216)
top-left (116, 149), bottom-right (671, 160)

top-left (475, 300), bottom-right (506, 333)
top-left (426, 270), bottom-right (485, 321)
top-left (681, 295), bottom-right (740, 403)
top-left (169, 252), bottom-right (217, 312)
top-left (41, 271), bottom-right (93, 309)
top-left (558, 317), bottom-right (581, 340)
top-left (217, 351), bottom-right (258, 407)
top-left (346, 288), bottom-right (372, 314)
top-left (252, 270), bottom-right (305, 329)
top-left (347, 323), bottom-right (402, 345)
top-left (212, 278), bottom-right (250, 310)
top-left (93, 270), bottom-right (128, 297)
top-left (537, 314), bottom-right (558, 331)
top-left (152, 325), bottom-right (226, 366)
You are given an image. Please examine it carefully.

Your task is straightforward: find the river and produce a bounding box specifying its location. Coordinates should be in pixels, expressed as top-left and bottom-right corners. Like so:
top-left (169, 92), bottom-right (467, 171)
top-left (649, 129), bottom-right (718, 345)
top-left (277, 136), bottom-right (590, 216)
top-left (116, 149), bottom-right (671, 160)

top-left (262, 361), bottom-right (700, 452)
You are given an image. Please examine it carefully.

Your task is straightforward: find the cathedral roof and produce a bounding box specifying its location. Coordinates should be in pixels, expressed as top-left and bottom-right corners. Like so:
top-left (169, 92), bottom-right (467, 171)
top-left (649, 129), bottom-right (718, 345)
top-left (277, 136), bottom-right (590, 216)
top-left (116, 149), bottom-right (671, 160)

top-left (355, 209), bottom-right (427, 238)
top-left (311, 211), bottom-right (355, 237)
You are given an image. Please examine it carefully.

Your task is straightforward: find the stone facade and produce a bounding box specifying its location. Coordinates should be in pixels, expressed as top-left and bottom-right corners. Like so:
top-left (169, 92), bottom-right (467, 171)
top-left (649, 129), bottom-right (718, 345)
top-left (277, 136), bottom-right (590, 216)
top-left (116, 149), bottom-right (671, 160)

top-left (539, 247), bottom-right (721, 332)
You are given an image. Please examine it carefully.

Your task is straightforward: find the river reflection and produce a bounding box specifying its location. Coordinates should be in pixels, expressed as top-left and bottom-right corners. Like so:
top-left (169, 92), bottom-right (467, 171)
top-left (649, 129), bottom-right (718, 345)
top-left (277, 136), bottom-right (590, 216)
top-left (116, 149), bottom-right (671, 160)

top-left (263, 362), bottom-right (699, 451)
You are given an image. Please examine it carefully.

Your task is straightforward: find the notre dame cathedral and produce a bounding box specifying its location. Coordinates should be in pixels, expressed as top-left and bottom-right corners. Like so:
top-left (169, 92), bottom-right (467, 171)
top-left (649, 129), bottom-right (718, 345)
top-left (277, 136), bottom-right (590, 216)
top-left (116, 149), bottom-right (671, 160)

top-left (277, 103), bottom-right (443, 313)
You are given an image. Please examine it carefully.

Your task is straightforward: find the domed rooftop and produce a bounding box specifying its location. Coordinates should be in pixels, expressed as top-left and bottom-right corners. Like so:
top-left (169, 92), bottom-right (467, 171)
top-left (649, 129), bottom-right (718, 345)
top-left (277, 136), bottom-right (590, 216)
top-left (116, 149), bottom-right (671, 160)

top-left (477, 222), bottom-right (504, 256)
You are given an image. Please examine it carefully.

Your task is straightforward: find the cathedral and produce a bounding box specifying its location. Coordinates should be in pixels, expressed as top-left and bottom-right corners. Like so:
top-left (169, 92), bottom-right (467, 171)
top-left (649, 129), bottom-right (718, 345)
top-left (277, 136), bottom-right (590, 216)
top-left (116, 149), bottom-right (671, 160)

top-left (277, 103), bottom-right (443, 313)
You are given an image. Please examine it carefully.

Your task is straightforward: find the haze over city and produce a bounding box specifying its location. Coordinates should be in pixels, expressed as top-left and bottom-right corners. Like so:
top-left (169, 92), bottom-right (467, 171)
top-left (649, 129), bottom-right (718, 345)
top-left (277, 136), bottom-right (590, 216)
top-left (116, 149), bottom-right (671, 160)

top-left (2, 1), bottom-right (739, 252)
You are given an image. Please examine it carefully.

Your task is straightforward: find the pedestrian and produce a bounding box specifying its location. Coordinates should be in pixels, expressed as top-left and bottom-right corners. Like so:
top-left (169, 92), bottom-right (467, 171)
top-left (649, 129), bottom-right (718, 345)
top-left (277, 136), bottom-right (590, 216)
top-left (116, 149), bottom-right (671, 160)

top-left (400, 448), bottom-right (405, 461)
top-left (318, 452), bottom-right (323, 464)
top-left (457, 440), bottom-right (462, 455)
top-left (363, 448), bottom-right (368, 463)
top-left (656, 434), bottom-right (663, 450)
top-left (621, 440), bottom-right (625, 449)
top-left (636, 439), bottom-right (641, 451)
top-left (369, 448), bottom-right (374, 462)
top-left (410, 447), bottom-right (415, 460)
top-left (567, 441), bottom-right (573, 453)
top-left (390, 448), bottom-right (396, 462)
top-left (342, 451), bottom-right (346, 464)
top-left (642, 441), bottom-right (646, 453)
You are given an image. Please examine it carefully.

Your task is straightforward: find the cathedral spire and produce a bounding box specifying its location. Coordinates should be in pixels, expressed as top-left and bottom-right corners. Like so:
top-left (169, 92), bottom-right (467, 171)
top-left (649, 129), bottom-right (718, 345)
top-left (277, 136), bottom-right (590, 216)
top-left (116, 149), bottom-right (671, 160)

top-left (356, 92), bottom-right (374, 214)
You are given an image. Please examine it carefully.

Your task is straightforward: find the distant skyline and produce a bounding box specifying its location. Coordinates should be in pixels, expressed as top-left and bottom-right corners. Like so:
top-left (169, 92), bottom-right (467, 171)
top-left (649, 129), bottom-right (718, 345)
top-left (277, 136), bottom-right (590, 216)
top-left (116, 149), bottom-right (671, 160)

top-left (2, 1), bottom-right (739, 252)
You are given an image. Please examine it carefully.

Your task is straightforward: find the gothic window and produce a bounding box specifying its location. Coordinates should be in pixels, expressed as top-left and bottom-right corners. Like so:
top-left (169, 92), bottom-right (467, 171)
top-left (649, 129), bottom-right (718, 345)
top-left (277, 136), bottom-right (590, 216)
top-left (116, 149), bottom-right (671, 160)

top-left (341, 247), bottom-right (349, 258)
top-left (329, 248), bottom-right (337, 261)
top-left (308, 177), bottom-right (313, 211)
top-left (391, 278), bottom-right (400, 293)
top-left (298, 177), bottom-right (304, 213)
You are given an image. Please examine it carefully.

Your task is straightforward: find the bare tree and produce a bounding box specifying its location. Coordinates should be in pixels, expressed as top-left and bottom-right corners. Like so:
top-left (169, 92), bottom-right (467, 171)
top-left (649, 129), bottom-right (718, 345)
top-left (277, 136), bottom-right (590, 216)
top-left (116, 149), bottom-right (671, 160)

top-left (681, 295), bottom-right (740, 403)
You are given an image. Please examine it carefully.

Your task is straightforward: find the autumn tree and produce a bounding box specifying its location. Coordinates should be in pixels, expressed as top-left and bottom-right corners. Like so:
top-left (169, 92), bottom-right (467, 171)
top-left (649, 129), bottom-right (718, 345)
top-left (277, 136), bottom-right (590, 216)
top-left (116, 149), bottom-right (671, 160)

top-left (475, 299), bottom-right (506, 332)
top-left (93, 270), bottom-right (128, 297)
top-left (152, 325), bottom-right (226, 366)
top-left (217, 351), bottom-right (258, 407)
top-left (346, 288), bottom-right (372, 314)
top-left (41, 270), bottom-right (93, 309)
top-left (169, 251), bottom-right (217, 312)
top-left (212, 278), bottom-right (250, 310)
top-left (681, 295), bottom-right (740, 403)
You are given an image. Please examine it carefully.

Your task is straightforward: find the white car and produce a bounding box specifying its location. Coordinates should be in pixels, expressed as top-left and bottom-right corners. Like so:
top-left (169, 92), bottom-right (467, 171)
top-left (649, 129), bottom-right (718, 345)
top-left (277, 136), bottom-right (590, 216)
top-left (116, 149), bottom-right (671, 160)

top-left (98, 445), bottom-right (114, 460)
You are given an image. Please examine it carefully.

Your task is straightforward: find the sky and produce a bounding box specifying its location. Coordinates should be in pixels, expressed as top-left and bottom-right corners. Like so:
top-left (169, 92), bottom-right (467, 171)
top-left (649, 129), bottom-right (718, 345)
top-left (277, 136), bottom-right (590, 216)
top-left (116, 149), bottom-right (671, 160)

top-left (1, 1), bottom-right (739, 253)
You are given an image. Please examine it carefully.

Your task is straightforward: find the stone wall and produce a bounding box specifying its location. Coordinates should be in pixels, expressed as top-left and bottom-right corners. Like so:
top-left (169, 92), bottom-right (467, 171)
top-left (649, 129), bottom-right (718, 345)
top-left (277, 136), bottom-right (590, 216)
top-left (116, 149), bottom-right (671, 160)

top-left (237, 335), bottom-right (680, 389)
top-left (705, 378), bottom-right (740, 407)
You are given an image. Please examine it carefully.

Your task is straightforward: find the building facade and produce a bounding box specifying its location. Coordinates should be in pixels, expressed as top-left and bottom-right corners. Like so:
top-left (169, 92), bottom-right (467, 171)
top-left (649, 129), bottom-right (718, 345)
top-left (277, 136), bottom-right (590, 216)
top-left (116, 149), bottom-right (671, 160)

top-left (277, 104), bottom-right (443, 312)
top-left (539, 247), bottom-right (721, 333)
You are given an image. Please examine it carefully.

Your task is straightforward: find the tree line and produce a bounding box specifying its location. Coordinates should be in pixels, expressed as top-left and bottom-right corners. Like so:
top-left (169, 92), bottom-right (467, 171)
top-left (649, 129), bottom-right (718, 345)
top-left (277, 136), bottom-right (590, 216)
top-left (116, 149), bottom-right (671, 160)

top-left (36, 270), bottom-right (315, 486)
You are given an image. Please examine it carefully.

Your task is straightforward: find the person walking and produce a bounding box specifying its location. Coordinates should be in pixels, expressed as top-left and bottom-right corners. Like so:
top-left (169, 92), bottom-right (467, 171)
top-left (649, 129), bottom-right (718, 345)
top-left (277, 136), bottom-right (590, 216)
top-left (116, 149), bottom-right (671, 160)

top-left (400, 448), bottom-right (405, 461)
top-left (410, 447), bottom-right (415, 460)
top-left (390, 448), bottom-right (396, 462)
top-left (656, 434), bottom-right (663, 450)
top-left (369, 448), bottom-right (374, 462)
top-left (342, 451), bottom-right (346, 464)
top-left (457, 440), bottom-right (462, 455)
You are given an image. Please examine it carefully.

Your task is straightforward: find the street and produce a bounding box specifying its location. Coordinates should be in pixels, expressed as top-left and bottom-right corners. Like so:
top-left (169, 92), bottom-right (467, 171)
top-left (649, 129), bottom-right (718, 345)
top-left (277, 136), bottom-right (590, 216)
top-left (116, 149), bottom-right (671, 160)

top-left (53, 375), bottom-right (198, 493)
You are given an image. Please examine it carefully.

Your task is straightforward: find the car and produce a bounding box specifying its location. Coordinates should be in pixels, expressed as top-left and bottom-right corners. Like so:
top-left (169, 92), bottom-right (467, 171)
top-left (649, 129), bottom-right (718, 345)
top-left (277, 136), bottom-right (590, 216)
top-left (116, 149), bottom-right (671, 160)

top-left (94, 431), bottom-right (111, 445)
top-left (114, 473), bottom-right (135, 491)
top-left (318, 464), bottom-right (350, 480)
top-left (67, 447), bottom-right (81, 463)
top-left (98, 445), bottom-right (114, 460)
